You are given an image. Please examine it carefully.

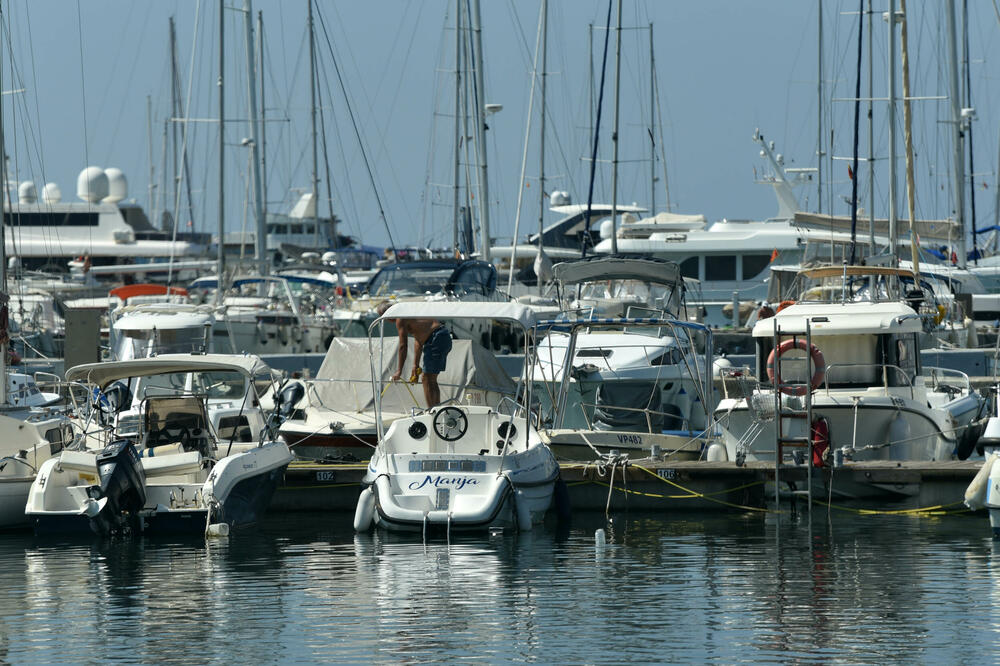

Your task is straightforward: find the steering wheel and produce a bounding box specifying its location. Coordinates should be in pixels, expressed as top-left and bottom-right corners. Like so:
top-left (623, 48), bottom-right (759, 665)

top-left (432, 406), bottom-right (468, 442)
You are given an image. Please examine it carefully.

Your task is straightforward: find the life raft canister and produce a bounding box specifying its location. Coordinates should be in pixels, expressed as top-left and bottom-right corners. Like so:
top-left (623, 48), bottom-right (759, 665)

top-left (766, 338), bottom-right (826, 396)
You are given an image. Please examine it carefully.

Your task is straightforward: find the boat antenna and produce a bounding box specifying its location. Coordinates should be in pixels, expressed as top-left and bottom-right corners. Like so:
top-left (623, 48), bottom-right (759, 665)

top-left (581, 0), bottom-right (613, 258)
top-left (847, 0), bottom-right (863, 267)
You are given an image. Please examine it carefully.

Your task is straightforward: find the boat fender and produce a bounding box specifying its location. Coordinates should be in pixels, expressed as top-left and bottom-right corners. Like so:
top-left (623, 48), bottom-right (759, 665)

top-left (811, 416), bottom-right (830, 467)
top-left (887, 411), bottom-right (912, 458)
top-left (256, 320), bottom-right (268, 346)
top-left (766, 339), bottom-right (825, 396)
top-left (354, 486), bottom-right (376, 532)
top-left (206, 523), bottom-right (230, 538)
top-left (965, 453), bottom-right (998, 511)
top-left (277, 325), bottom-right (290, 346)
top-left (705, 442), bottom-right (727, 462)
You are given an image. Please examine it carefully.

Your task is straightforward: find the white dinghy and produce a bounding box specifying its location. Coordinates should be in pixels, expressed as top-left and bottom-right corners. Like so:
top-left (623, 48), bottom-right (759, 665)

top-left (26, 354), bottom-right (292, 537)
top-left (354, 302), bottom-right (560, 535)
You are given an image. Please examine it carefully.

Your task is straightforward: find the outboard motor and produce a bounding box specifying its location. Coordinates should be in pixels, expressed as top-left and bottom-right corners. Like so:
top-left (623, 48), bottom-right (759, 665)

top-left (276, 381), bottom-right (305, 420)
top-left (84, 440), bottom-right (147, 536)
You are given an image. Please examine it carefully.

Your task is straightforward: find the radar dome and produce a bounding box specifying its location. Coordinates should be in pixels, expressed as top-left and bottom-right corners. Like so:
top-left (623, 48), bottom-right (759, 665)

top-left (599, 218), bottom-right (614, 240)
top-left (103, 168), bottom-right (127, 203)
top-left (550, 190), bottom-right (571, 206)
top-left (77, 166), bottom-right (108, 203)
top-left (17, 181), bottom-right (37, 204)
top-left (42, 183), bottom-right (62, 203)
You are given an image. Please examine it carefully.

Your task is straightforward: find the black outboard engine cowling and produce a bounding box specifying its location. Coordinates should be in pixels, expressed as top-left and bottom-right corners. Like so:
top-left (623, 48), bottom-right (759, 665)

top-left (85, 440), bottom-right (147, 536)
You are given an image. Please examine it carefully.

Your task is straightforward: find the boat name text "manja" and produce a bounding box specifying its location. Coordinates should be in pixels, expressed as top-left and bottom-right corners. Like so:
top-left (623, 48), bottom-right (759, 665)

top-left (408, 475), bottom-right (479, 491)
top-left (617, 434), bottom-right (642, 445)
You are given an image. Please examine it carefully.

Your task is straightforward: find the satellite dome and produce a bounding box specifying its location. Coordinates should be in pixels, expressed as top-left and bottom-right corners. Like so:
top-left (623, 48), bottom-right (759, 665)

top-left (599, 218), bottom-right (614, 240)
top-left (550, 190), bottom-right (571, 206)
top-left (42, 183), bottom-right (62, 203)
top-left (103, 168), bottom-right (127, 203)
top-left (77, 166), bottom-right (108, 203)
top-left (17, 181), bottom-right (37, 204)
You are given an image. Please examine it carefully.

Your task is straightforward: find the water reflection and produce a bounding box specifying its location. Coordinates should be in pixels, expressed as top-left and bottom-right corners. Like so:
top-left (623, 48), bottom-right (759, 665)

top-left (0, 511), bottom-right (997, 662)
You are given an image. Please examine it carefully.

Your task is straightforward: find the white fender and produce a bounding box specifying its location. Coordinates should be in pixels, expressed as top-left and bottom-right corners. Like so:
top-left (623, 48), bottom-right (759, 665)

top-left (705, 442), bottom-right (728, 462)
top-left (965, 453), bottom-right (998, 510)
top-left (354, 486), bottom-right (375, 532)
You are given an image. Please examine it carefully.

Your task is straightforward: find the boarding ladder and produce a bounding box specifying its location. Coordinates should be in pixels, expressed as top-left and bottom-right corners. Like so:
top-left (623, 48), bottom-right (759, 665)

top-left (771, 319), bottom-right (815, 509)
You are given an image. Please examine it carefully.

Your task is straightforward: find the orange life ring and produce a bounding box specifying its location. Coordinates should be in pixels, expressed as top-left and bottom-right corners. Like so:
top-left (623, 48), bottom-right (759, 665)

top-left (766, 338), bottom-right (825, 396)
top-left (776, 300), bottom-right (796, 312)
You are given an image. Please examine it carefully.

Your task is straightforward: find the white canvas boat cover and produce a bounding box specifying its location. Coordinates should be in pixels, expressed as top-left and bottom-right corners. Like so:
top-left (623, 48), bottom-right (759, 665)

top-left (310, 338), bottom-right (516, 413)
top-left (378, 301), bottom-right (536, 330)
top-left (553, 256), bottom-right (682, 287)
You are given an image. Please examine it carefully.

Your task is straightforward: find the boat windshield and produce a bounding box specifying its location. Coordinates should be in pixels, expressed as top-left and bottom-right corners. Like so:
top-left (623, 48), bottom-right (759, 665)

top-left (577, 280), bottom-right (681, 315)
top-left (366, 264), bottom-right (456, 297)
top-left (140, 370), bottom-right (248, 400)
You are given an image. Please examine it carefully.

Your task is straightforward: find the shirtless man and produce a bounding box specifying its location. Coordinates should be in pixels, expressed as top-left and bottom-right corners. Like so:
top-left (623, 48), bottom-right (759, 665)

top-left (376, 302), bottom-right (453, 406)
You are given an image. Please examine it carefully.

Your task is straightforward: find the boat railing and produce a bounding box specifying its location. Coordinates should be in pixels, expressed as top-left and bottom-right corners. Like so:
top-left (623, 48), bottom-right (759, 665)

top-left (32, 372), bottom-right (94, 412)
top-left (923, 366), bottom-right (972, 395)
top-left (575, 400), bottom-right (687, 434)
top-left (821, 363), bottom-right (915, 399)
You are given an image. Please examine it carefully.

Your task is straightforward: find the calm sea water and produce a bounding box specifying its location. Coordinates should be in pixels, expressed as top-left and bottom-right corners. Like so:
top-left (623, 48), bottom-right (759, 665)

top-left (0, 509), bottom-right (997, 664)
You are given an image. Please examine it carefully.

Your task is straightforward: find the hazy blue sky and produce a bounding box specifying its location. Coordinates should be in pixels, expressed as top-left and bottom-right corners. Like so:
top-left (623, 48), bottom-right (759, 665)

top-left (3, 1), bottom-right (1000, 250)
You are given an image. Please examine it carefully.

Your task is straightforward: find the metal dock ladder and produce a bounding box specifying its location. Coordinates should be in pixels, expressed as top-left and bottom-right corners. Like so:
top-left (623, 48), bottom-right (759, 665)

top-left (771, 319), bottom-right (816, 510)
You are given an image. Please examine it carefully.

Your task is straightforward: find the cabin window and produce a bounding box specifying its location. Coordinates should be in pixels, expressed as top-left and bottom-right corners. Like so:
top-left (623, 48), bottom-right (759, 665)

top-left (893, 334), bottom-right (918, 383)
top-left (679, 257), bottom-right (699, 279)
top-left (742, 254), bottom-right (771, 280)
top-left (705, 255), bottom-right (736, 281)
top-left (6, 212), bottom-right (99, 227)
top-left (705, 254), bottom-right (736, 280)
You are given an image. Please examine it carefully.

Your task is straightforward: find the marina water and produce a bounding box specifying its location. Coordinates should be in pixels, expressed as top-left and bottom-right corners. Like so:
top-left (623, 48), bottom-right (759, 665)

top-left (0, 510), bottom-right (995, 663)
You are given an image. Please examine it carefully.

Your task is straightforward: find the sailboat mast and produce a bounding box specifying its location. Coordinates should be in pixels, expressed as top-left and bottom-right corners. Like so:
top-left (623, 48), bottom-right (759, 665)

top-left (962, 0), bottom-right (978, 264)
top-left (899, 0), bottom-right (919, 275)
top-left (887, 0), bottom-right (899, 262)
top-left (243, 0), bottom-right (266, 276)
top-left (170, 17), bottom-right (180, 232)
top-left (945, 0), bottom-right (967, 268)
top-left (452, 0), bottom-right (462, 256)
top-left (649, 23), bottom-right (655, 212)
top-left (816, 0), bottom-right (823, 214)
top-left (308, 0), bottom-right (320, 248)
top-left (258, 11), bottom-right (267, 223)
top-left (470, 0), bottom-right (491, 262)
top-left (867, 0), bottom-right (875, 252)
top-left (217, 0), bottom-right (225, 304)
top-left (0, 0), bottom-right (7, 405)
top-left (538, 0), bottom-right (547, 255)
top-left (609, 0), bottom-right (622, 254)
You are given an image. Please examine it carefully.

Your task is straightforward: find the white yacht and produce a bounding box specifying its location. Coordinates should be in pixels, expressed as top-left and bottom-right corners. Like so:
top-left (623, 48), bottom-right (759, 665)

top-left (354, 302), bottom-right (559, 535)
top-left (528, 257), bottom-right (713, 453)
top-left (25, 354), bottom-right (292, 536)
top-left (714, 267), bottom-right (986, 474)
top-left (6, 168), bottom-right (206, 273)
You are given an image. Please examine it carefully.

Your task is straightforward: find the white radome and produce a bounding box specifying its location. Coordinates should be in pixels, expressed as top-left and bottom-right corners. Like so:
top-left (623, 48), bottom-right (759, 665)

top-left (77, 166), bottom-right (109, 203)
top-left (17, 181), bottom-right (37, 204)
top-left (103, 168), bottom-right (128, 203)
top-left (42, 182), bottom-right (62, 203)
